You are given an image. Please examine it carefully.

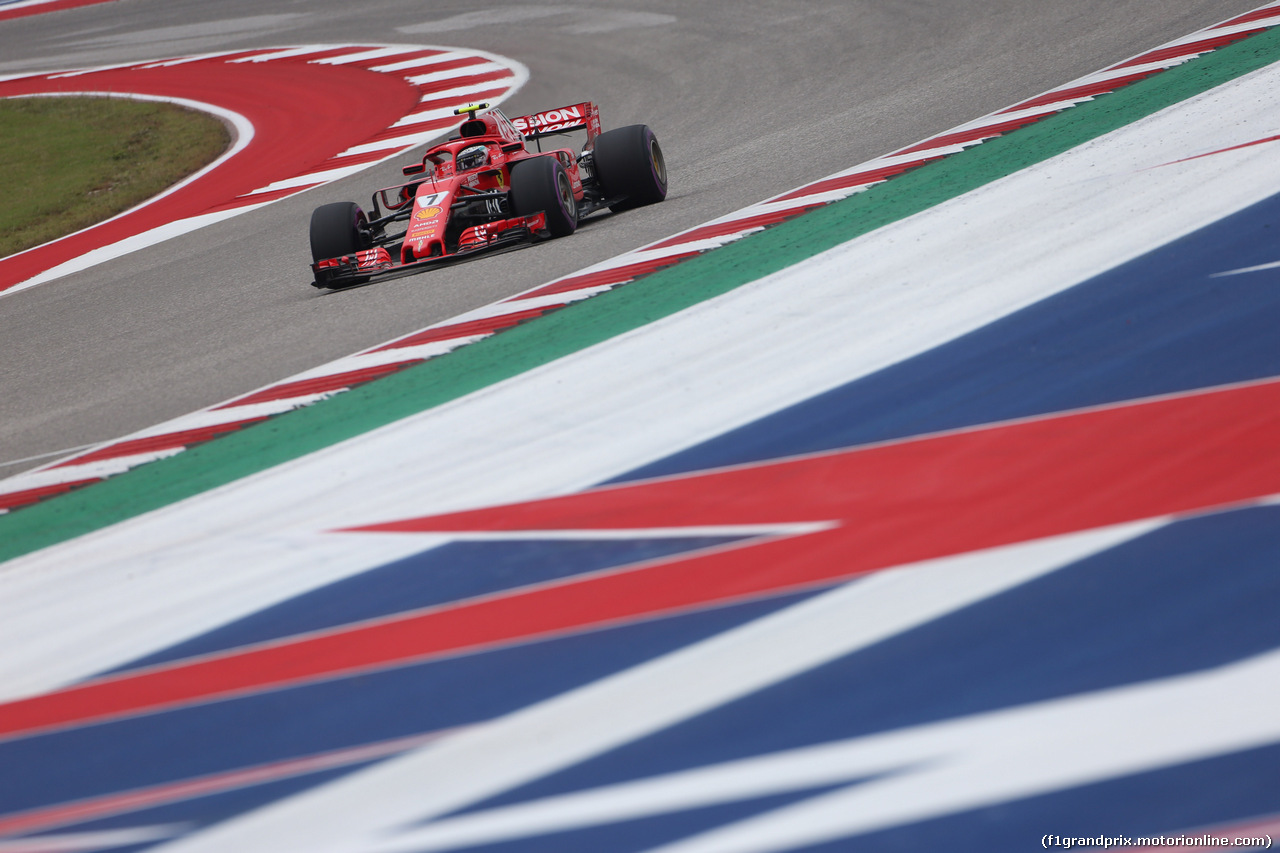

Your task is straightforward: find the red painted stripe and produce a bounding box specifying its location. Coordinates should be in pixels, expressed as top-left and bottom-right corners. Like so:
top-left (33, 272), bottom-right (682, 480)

top-left (0, 0), bottom-right (115, 22)
top-left (361, 117), bottom-right (457, 146)
top-left (0, 480), bottom-right (97, 512)
top-left (207, 185), bottom-right (323, 212)
top-left (1109, 31), bottom-right (1257, 71)
top-left (155, 49), bottom-right (292, 65)
top-left (770, 160), bottom-right (937, 203)
top-left (1, 380), bottom-right (1276, 743)
top-left (259, 46), bottom-right (374, 64)
top-left (354, 379), bottom-right (1280, 536)
top-left (414, 69), bottom-right (516, 98)
top-left (51, 419), bottom-right (268, 468)
top-left (414, 86), bottom-right (515, 115)
top-left (372, 307), bottom-right (550, 353)
top-left (330, 48), bottom-right (451, 70)
top-left (893, 114), bottom-right (1050, 157)
top-left (998, 69), bottom-right (1159, 114)
top-left (394, 54), bottom-right (496, 76)
top-left (646, 207), bottom-right (826, 251)
top-left (1165, 132), bottom-right (1280, 165)
top-left (1212, 7), bottom-right (1280, 29)
top-left (307, 149), bottom-right (395, 173)
top-left (0, 730), bottom-right (448, 837)
top-left (212, 363), bottom-right (420, 410)
top-left (514, 253), bottom-right (700, 301)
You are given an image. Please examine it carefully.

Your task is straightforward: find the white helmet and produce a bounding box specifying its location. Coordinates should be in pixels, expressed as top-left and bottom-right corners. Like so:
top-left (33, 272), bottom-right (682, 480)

top-left (457, 144), bottom-right (489, 172)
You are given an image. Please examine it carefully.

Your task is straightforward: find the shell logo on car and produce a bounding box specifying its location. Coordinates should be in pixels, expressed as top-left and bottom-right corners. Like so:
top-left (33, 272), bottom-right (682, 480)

top-left (414, 207), bottom-right (442, 219)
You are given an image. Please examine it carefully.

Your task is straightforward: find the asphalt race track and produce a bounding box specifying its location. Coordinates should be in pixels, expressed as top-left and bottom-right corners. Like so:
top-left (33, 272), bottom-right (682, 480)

top-left (0, 0), bottom-right (1263, 480)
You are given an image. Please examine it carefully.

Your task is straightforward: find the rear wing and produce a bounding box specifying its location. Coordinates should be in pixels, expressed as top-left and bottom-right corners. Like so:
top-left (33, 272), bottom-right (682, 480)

top-left (511, 101), bottom-right (601, 146)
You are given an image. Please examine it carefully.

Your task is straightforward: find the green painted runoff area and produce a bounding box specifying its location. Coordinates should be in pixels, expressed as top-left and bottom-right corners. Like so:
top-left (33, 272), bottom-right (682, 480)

top-left (3, 26), bottom-right (1279, 563)
top-left (0, 96), bottom-right (229, 258)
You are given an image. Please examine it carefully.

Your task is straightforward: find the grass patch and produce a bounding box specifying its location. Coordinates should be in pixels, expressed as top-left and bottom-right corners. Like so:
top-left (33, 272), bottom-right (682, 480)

top-left (0, 95), bottom-right (229, 258)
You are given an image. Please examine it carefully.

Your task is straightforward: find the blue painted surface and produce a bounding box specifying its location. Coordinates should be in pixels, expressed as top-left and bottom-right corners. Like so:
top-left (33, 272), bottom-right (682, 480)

top-left (0, 590), bottom-right (811, 816)
top-left (617, 191), bottom-right (1280, 482)
top-left (113, 536), bottom-right (745, 671)
top-left (43, 761), bottom-right (382, 840)
top-left (458, 505), bottom-right (1280, 812)
top-left (422, 784), bottom-right (863, 853)
top-left (392, 744), bottom-right (1280, 853)
top-left (798, 743), bottom-right (1280, 852)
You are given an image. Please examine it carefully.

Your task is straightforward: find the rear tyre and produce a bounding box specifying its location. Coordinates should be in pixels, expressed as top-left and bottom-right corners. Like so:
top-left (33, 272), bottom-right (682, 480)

top-left (509, 156), bottom-right (578, 238)
top-left (592, 124), bottom-right (667, 212)
top-left (309, 201), bottom-right (371, 287)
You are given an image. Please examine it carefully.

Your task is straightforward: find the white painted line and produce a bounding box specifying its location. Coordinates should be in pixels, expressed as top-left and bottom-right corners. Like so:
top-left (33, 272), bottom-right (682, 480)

top-left (0, 443), bottom-right (97, 472)
top-left (138, 51), bottom-right (247, 68)
top-left (228, 45), bottom-right (335, 63)
top-left (1077, 55), bottom-right (1216, 87)
top-left (936, 103), bottom-right (1062, 135)
top-left (245, 164), bottom-right (372, 195)
top-left (1211, 258), bottom-right (1280, 276)
top-left (0, 449), bottom-right (186, 494)
top-left (563, 239), bottom-right (731, 276)
top-left (403, 285), bottom-right (616, 333)
top-left (1190, 11), bottom-right (1280, 38)
top-left (368, 523), bottom-right (837, 542)
top-left (369, 51), bottom-right (477, 73)
top-left (359, 550), bottom-right (1280, 852)
top-left (46, 60), bottom-right (146, 79)
top-left (2, 203), bottom-right (272, 297)
top-left (273, 339), bottom-right (482, 383)
top-left (0, 0), bottom-right (64, 9)
top-left (411, 79), bottom-right (519, 105)
top-left (406, 63), bottom-right (511, 86)
top-left (0, 824), bottom-right (189, 852)
top-left (332, 138), bottom-right (418, 158)
top-left (337, 131), bottom-right (450, 158)
top-left (644, 649), bottom-right (1280, 853)
top-left (155, 525), bottom-right (1158, 853)
top-left (0, 394), bottom-right (368, 501)
top-left (321, 288), bottom-right (617, 367)
top-left (389, 105), bottom-right (477, 129)
top-left (460, 285), bottom-right (615, 318)
top-left (761, 145), bottom-right (969, 199)
top-left (130, 397), bottom-right (333, 437)
top-left (309, 47), bottom-right (419, 66)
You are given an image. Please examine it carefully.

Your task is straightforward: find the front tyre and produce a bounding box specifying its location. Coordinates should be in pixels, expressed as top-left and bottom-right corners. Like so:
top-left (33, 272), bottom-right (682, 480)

top-left (309, 201), bottom-right (372, 287)
top-left (592, 124), bottom-right (667, 212)
top-left (509, 156), bottom-right (578, 238)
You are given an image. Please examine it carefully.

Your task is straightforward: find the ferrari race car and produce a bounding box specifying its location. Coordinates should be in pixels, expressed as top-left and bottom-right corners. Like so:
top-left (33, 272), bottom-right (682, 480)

top-left (308, 101), bottom-right (667, 288)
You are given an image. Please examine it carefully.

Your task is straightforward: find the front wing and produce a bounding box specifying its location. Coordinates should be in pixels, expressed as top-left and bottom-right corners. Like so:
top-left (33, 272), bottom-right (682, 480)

top-left (311, 211), bottom-right (548, 289)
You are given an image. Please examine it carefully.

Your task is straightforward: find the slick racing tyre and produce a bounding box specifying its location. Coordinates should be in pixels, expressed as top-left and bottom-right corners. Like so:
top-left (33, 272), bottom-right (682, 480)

top-left (309, 201), bottom-right (372, 287)
top-left (592, 124), bottom-right (667, 212)
top-left (510, 155), bottom-right (578, 238)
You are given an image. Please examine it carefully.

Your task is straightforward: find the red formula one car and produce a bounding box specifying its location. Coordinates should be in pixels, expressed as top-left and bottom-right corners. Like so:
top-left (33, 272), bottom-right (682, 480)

top-left (308, 101), bottom-right (667, 288)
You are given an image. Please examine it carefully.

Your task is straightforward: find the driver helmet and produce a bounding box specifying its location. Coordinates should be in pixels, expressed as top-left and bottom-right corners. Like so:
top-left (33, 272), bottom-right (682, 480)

top-left (457, 144), bottom-right (489, 172)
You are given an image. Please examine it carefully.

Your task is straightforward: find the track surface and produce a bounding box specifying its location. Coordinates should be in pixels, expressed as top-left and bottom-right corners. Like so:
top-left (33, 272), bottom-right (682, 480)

top-left (0, 0), bottom-right (1262, 476)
